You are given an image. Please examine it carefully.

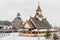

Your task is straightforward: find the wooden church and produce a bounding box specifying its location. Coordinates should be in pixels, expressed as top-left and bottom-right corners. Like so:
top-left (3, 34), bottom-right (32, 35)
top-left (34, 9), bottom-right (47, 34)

top-left (12, 4), bottom-right (57, 37)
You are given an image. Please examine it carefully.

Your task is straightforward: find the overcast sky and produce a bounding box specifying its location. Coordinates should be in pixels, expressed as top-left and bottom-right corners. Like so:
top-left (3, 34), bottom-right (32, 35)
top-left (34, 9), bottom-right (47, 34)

top-left (0, 0), bottom-right (60, 26)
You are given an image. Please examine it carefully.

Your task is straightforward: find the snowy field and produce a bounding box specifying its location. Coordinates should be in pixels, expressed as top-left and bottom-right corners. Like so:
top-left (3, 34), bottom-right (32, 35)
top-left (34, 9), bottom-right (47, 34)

top-left (0, 33), bottom-right (45, 40)
top-left (0, 33), bottom-right (59, 40)
top-left (0, 36), bottom-right (46, 40)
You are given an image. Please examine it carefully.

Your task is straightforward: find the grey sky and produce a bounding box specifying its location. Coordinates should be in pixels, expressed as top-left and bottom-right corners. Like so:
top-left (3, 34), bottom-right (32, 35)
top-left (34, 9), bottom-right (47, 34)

top-left (0, 0), bottom-right (60, 26)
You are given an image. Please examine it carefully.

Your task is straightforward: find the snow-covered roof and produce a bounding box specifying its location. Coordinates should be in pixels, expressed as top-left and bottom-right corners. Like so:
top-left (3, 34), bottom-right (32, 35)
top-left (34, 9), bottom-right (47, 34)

top-left (32, 29), bottom-right (57, 32)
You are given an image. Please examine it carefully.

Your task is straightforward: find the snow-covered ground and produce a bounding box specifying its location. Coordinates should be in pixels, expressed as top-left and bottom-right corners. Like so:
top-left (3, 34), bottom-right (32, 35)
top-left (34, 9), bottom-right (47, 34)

top-left (0, 36), bottom-right (46, 40)
top-left (0, 33), bottom-right (59, 40)
top-left (0, 33), bottom-right (46, 40)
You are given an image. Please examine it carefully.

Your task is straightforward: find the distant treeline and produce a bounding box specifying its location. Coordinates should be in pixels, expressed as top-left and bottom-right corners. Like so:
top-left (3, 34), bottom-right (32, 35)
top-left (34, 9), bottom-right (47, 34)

top-left (0, 20), bottom-right (12, 26)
